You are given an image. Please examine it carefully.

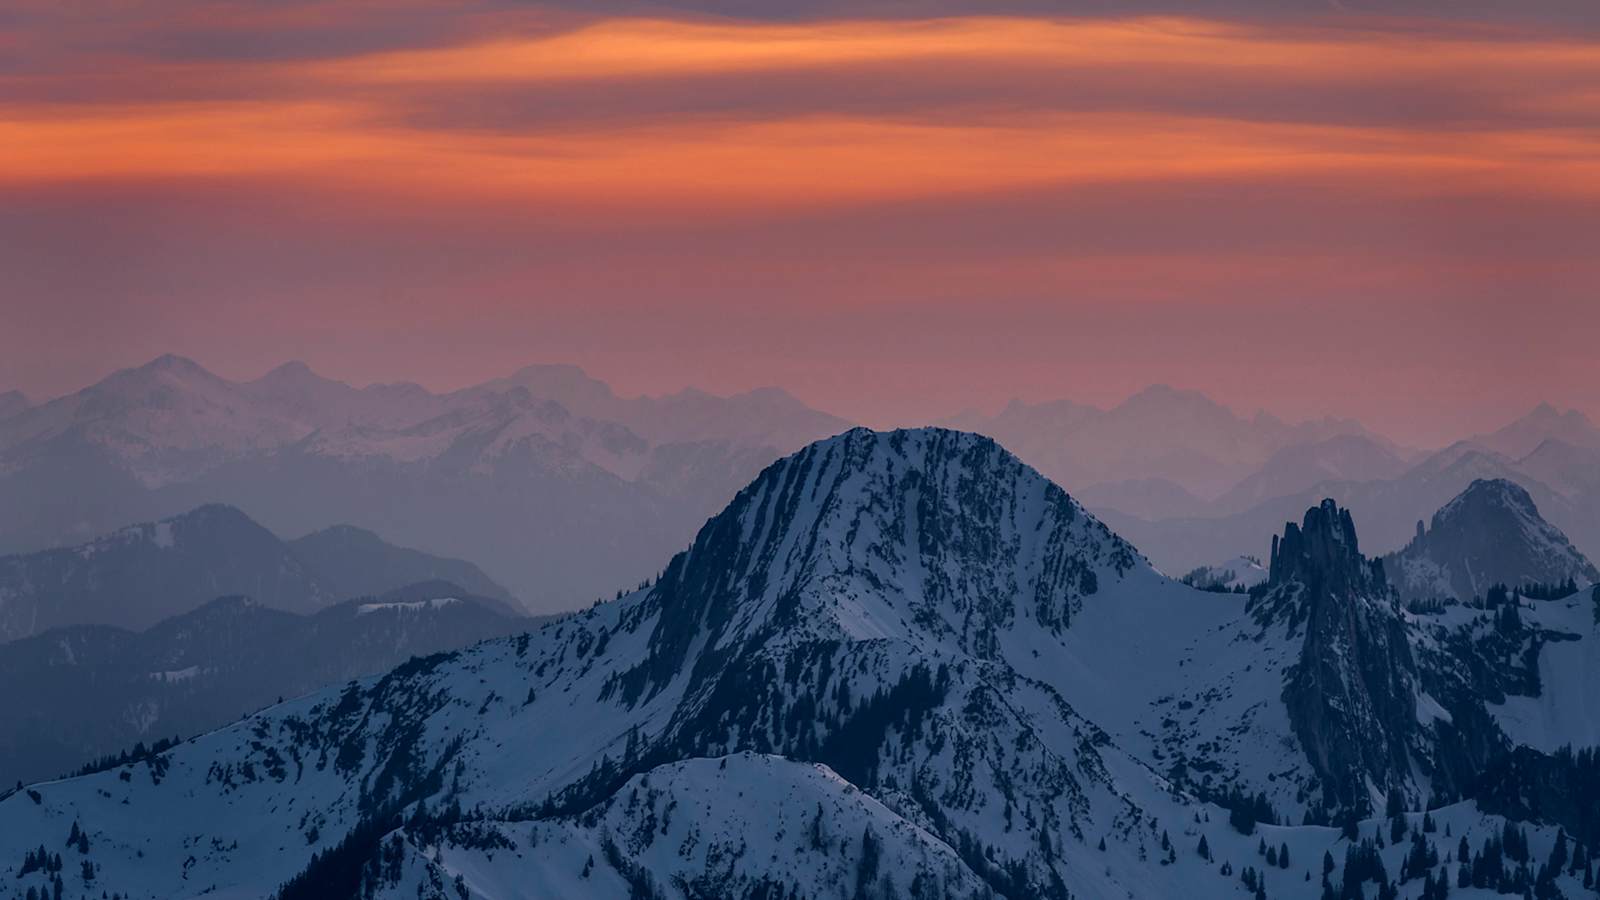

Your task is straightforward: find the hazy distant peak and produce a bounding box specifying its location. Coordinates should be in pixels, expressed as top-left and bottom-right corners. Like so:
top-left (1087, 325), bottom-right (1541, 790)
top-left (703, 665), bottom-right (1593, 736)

top-left (101, 353), bottom-right (224, 390)
top-left (1472, 401), bottom-right (1600, 458)
top-left (251, 359), bottom-right (328, 385)
top-left (1116, 383), bottom-right (1225, 412)
top-left (138, 352), bottom-right (207, 374)
top-left (498, 363), bottom-right (616, 403)
top-left (733, 385), bottom-right (805, 405)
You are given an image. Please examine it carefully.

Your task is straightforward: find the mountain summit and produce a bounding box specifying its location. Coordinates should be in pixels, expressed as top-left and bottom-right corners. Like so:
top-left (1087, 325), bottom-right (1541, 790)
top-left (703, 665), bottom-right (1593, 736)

top-left (1384, 478), bottom-right (1600, 603)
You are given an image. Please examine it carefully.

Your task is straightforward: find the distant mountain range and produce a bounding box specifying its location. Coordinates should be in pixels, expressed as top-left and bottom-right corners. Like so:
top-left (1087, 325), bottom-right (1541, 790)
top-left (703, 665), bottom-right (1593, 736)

top-left (943, 385), bottom-right (1411, 500)
top-left (1100, 405), bottom-right (1600, 566)
top-left (946, 394), bottom-right (1600, 578)
top-left (0, 582), bottom-right (535, 786)
top-left (5, 428), bottom-right (1597, 899)
top-left (0, 356), bottom-right (850, 613)
top-left (0, 503), bottom-right (516, 642)
top-left (5, 358), bottom-right (1597, 611)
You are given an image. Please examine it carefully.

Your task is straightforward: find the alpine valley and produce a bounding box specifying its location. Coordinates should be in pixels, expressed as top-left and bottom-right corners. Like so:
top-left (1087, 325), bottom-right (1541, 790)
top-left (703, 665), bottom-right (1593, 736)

top-left (3, 427), bottom-right (1598, 900)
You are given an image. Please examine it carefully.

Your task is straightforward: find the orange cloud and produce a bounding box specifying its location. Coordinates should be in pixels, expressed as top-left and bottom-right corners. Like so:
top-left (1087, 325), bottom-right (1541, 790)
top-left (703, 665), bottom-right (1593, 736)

top-left (1, 14), bottom-right (1597, 208)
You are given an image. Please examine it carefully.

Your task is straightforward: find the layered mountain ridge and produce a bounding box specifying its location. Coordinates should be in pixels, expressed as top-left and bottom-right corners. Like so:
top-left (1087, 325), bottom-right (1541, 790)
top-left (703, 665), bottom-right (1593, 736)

top-left (0, 583), bottom-right (533, 786)
top-left (0, 503), bottom-right (516, 642)
top-left (0, 356), bottom-right (850, 611)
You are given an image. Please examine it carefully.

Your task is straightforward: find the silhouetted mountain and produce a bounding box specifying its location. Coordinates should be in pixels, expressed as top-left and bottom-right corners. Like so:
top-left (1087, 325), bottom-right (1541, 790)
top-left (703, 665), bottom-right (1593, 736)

top-left (0, 583), bottom-right (534, 785)
top-left (288, 526), bottom-right (519, 613)
top-left (0, 505), bottom-right (515, 641)
top-left (1384, 479), bottom-right (1599, 604)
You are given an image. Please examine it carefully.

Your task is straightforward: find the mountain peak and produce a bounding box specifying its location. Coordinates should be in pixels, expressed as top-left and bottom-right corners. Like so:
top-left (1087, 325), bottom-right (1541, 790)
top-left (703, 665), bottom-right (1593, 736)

top-left (95, 353), bottom-right (229, 398)
top-left (1473, 402), bottom-right (1600, 457)
top-left (1267, 498), bottom-right (1385, 597)
top-left (1117, 383), bottom-right (1226, 413)
top-left (253, 359), bottom-right (327, 385)
top-left (136, 353), bottom-right (210, 377)
top-left (620, 426), bottom-right (1140, 701)
top-left (1386, 477), bottom-right (1599, 603)
top-left (1438, 477), bottom-right (1535, 520)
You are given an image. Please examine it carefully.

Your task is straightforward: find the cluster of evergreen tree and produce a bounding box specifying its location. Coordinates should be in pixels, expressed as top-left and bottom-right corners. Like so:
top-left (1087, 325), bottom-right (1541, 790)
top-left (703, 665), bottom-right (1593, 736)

top-left (1520, 578), bottom-right (1580, 601)
top-left (16, 844), bottom-right (63, 877)
top-left (1257, 837), bottom-right (1291, 869)
top-left (66, 736), bottom-right (182, 779)
top-left (65, 821), bottom-right (90, 855)
top-left (19, 879), bottom-right (63, 900)
top-left (1323, 838), bottom-right (1393, 900)
top-left (1197, 783), bottom-right (1279, 835)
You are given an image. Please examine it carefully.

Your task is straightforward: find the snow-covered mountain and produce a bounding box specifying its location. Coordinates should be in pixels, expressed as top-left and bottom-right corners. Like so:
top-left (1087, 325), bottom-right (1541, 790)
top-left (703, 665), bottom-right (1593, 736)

top-left (1384, 479), bottom-right (1600, 605)
top-left (0, 583), bottom-right (535, 786)
top-left (1, 428), bottom-right (1596, 900)
top-left (0, 356), bottom-right (851, 612)
top-left (0, 504), bottom-right (514, 642)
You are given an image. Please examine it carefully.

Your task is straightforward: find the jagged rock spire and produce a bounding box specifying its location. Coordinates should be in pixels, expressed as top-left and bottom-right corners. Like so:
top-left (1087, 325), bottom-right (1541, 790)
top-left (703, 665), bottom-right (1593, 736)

top-left (1259, 499), bottom-right (1418, 818)
top-left (1268, 498), bottom-right (1388, 599)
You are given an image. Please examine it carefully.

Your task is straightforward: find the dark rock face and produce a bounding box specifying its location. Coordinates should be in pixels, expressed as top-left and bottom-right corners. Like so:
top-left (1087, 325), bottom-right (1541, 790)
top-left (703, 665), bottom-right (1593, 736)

top-left (1262, 501), bottom-right (1420, 816)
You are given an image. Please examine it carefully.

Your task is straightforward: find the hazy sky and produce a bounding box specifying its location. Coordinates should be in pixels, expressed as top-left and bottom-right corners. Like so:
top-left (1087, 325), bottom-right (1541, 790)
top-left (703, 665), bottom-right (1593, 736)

top-left (2, 1), bottom-right (1597, 446)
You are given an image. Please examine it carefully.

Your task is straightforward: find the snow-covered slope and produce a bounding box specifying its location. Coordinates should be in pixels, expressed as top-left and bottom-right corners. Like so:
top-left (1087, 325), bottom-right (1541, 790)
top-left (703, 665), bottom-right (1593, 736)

top-left (1180, 555), bottom-right (1269, 591)
top-left (2, 428), bottom-right (1597, 900)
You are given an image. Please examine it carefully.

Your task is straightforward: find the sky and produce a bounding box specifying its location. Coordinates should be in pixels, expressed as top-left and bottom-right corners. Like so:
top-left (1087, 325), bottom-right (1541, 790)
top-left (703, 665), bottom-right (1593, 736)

top-left (2, 0), bottom-right (1597, 447)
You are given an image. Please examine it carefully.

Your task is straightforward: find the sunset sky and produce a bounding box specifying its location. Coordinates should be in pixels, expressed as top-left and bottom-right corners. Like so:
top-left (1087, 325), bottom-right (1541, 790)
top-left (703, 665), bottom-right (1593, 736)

top-left (3, 0), bottom-right (1597, 445)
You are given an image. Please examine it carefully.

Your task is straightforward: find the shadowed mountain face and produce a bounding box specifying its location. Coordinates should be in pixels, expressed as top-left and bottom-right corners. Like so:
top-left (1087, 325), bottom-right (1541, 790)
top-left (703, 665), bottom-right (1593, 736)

top-left (0, 356), bottom-right (850, 612)
top-left (1384, 478), bottom-right (1600, 604)
top-left (0, 504), bottom-right (516, 641)
top-left (6, 428), bottom-right (1599, 900)
top-left (0, 584), bottom-right (535, 786)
